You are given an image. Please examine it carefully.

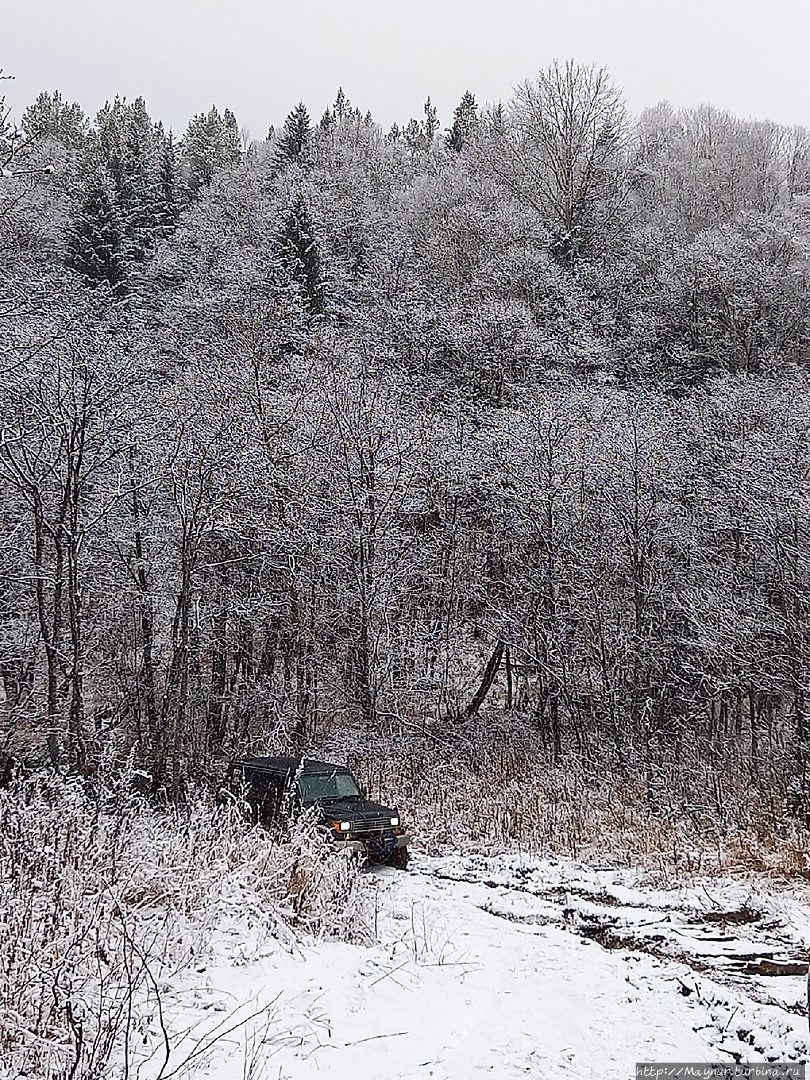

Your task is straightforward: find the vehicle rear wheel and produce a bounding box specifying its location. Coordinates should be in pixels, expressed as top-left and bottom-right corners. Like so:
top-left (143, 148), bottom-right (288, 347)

top-left (387, 846), bottom-right (409, 870)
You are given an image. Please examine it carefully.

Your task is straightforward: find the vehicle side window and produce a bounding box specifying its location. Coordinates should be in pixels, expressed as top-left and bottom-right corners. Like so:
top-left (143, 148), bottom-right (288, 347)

top-left (227, 770), bottom-right (276, 825)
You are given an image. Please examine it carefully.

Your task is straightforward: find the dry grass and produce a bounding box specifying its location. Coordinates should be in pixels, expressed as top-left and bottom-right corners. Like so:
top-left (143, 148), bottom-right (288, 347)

top-left (342, 732), bottom-right (810, 882)
top-left (0, 769), bottom-right (369, 1080)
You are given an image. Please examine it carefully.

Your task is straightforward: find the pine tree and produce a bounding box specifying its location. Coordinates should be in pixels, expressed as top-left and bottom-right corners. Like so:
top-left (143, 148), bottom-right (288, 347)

top-left (181, 106), bottom-right (241, 197)
top-left (423, 97), bottom-right (439, 144)
top-left (446, 91), bottom-right (479, 152)
top-left (404, 118), bottom-right (423, 154)
top-left (276, 195), bottom-right (325, 315)
top-left (66, 167), bottom-right (128, 297)
top-left (274, 102), bottom-right (312, 169)
top-left (21, 90), bottom-right (87, 148)
top-left (334, 87), bottom-right (350, 121)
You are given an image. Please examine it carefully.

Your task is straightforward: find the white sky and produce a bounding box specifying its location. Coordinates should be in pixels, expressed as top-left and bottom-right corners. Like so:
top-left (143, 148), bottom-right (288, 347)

top-left (3, 0), bottom-right (809, 137)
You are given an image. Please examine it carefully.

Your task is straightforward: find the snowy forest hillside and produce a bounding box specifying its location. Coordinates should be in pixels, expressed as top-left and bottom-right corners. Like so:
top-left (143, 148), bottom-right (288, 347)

top-left (3, 61), bottom-right (810, 820)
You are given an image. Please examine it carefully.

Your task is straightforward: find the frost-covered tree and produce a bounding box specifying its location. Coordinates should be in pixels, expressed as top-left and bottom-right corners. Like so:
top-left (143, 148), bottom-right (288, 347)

top-left (491, 60), bottom-right (629, 266)
top-left (21, 90), bottom-right (87, 148)
top-left (181, 105), bottom-right (240, 196)
top-left (634, 103), bottom-right (788, 230)
top-left (446, 91), bottom-right (478, 152)
top-left (403, 118), bottom-right (424, 154)
top-left (274, 101), bottom-right (312, 169)
top-left (66, 166), bottom-right (129, 296)
top-left (423, 97), bottom-right (439, 144)
top-left (276, 194), bottom-right (326, 315)
top-left (334, 87), bottom-right (350, 121)
top-left (154, 122), bottom-right (180, 233)
top-left (81, 96), bottom-right (173, 261)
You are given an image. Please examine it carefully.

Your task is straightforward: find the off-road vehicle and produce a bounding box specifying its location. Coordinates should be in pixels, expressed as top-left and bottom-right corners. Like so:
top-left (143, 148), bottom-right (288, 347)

top-left (224, 756), bottom-right (410, 869)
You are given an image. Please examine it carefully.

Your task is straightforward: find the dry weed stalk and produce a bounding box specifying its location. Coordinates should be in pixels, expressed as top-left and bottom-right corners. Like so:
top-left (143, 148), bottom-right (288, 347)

top-left (348, 731), bottom-right (810, 879)
top-left (0, 769), bottom-right (369, 1079)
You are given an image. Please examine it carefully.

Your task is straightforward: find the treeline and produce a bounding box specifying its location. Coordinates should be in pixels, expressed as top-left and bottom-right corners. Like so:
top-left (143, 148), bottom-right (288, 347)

top-left (2, 63), bottom-right (810, 805)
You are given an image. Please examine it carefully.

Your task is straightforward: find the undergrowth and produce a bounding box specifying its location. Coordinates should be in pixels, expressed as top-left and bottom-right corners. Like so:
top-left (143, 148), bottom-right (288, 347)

top-left (337, 724), bottom-right (810, 881)
top-left (0, 770), bottom-right (369, 1080)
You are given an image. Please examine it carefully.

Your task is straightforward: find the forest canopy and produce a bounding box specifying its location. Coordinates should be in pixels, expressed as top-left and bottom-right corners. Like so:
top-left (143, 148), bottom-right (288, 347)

top-left (2, 63), bottom-right (810, 810)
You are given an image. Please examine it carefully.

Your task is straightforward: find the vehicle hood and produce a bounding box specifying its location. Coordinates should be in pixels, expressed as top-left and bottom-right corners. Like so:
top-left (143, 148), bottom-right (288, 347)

top-left (312, 798), bottom-right (398, 822)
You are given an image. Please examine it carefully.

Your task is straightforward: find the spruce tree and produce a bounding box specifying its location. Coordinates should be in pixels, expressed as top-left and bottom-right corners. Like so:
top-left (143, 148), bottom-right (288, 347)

top-left (274, 102), bottom-right (311, 169)
top-left (276, 195), bottom-right (325, 316)
top-left (66, 167), bottom-right (128, 297)
top-left (334, 87), bottom-right (350, 121)
top-left (118, 98), bottom-right (161, 260)
top-left (155, 123), bottom-right (179, 234)
top-left (91, 96), bottom-right (163, 261)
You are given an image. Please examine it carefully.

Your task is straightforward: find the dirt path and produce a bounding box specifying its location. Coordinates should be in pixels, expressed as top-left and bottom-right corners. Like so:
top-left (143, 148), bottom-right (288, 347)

top-left (127, 852), bottom-right (810, 1079)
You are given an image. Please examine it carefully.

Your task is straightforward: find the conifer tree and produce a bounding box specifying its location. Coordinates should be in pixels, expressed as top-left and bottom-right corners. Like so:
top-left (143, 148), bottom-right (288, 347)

top-left (334, 87), bottom-right (350, 121)
top-left (155, 123), bottom-right (179, 234)
top-left (423, 97), bottom-right (439, 143)
top-left (402, 100), bottom-right (439, 153)
top-left (91, 96), bottom-right (164, 260)
top-left (446, 90), bottom-right (479, 152)
top-left (276, 195), bottom-right (325, 315)
top-left (181, 105), bottom-right (240, 197)
top-left (21, 90), bottom-right (87, 148)
top-left (274, 102), bottom-right (312, 169)
top-left (66, 166), bottom-right (128, 297)
top-left (404, 118), bottom-right (423, 154)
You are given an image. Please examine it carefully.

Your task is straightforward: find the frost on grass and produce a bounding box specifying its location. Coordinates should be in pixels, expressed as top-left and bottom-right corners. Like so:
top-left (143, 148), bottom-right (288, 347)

top-left (0, 771), bottom-right (370, 1080)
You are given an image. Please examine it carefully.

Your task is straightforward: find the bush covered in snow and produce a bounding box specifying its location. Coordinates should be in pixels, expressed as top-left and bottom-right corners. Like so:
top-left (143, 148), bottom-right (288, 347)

top-left (0, 770), bottom-right (370, 1079)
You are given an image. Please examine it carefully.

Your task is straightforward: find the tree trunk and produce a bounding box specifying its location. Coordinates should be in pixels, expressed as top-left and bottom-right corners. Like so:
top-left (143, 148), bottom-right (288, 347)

top-left (464, 640), bottom-right (505, 719)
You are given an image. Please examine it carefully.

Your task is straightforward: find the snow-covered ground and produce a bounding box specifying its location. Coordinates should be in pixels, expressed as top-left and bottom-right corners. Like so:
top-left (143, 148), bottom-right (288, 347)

top-left (126, 854), bottom-right (810, 1079)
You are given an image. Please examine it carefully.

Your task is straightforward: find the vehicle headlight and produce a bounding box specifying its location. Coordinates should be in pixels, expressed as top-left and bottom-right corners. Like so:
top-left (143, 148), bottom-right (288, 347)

top-left (330, 820), bottom-right (352, 832)
top-left (390, 816), bottom-right (399, 826)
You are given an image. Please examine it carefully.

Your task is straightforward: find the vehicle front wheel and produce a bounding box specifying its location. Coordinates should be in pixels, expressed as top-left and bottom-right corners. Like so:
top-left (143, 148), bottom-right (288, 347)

top-left (387, 846), bottom-right (409, 870)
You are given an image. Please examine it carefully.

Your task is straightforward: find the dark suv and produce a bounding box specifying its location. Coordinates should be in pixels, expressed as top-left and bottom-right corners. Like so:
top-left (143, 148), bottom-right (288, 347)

top-left (224, 756), bottom-right (410, 869)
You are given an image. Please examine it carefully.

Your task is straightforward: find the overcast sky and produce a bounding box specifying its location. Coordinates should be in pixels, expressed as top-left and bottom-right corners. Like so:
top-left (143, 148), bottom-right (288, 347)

top-left (3, 0), bottom-right (809, 138)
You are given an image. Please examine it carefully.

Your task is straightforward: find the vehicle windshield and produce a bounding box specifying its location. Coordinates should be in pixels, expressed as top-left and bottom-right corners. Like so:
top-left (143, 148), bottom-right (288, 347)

top-left (297, 771), bottom-right (362, 804)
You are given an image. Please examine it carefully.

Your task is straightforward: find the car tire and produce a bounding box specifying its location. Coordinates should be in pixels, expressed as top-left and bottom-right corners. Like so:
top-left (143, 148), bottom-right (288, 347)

top-left (388, 847), bottom-right (409, 870)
